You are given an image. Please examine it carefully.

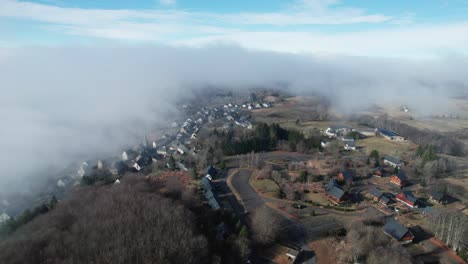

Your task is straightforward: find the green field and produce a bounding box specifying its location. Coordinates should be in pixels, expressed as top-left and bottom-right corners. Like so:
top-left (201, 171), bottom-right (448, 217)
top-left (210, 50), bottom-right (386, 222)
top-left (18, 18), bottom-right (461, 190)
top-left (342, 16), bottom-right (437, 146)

top-left (357, 136), bottom-right (418, 156)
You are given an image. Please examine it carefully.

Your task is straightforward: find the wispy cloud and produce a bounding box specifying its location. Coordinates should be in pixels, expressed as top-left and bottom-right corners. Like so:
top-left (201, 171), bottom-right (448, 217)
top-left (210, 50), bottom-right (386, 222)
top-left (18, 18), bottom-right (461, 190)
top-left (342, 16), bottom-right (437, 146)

top-left (0, 0), bottom-right (393, 41)
top-left (1, 0), bottom-right (467, 57)
top-left (159, 0), bottom-right (176, 6)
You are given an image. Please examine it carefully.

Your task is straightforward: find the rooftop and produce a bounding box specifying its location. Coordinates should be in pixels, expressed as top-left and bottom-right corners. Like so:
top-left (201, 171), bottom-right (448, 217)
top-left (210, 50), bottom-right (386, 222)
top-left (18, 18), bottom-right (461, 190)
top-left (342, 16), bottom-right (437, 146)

top-left (384, 218), bottom-right (410, 241)
top-left (384, 155), bottom-right (402, 165)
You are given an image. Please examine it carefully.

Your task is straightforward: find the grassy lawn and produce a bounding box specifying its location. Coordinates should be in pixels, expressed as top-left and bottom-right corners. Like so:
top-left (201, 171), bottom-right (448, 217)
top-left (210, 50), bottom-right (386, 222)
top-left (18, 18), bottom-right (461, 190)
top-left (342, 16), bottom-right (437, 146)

top-left (358, 136), bottom-right (418, 156)
top-left (304, 192), bottom-right (330, 206)
top-left (250, 178), bottom-right (279, 197)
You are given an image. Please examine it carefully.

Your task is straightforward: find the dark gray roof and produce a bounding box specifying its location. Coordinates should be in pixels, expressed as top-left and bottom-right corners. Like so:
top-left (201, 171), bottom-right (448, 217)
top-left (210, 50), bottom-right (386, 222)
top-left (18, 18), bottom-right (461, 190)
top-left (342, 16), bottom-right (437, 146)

top-left (207, 165), bottom-right (217, 177)
top-left (384, 155), bottom-right (402, 165)
top-left (326, 179), bottom-right (346, 200)
top-left (205, 189), bottom-right (221, 209)
top-left (380, 195), bottom-right (392, 204)
top-left (384, 219), bottom-right (410, 241)
top-left (346, 141), bottom-right (356, 148)
top-left (341, 170), bottom-right (356, 181)
top-left (370, 188), bottom-right (384, 199)
top-left (395, 172), bottom-right (408, 181)
top-left (423, 206), bottom-right (434, 214)
top-left (327, 186), bottom-right (346, 200)
top-left (430, 191), bottom-right (444, 200)
top-left (201, 177), bottom-right (214, 191)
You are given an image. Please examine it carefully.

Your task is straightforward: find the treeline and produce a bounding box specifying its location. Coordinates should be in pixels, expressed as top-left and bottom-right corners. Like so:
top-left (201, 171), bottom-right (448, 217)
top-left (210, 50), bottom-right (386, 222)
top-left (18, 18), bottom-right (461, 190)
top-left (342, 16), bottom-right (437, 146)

top-left (221, 123), bottom-right (321, 155)
top-left (429, 208), bottom-right (467, 255)
top-left (0, 196), bottom-right (57, 238)
top-left (352, 115), bottom-right (465, 156)
top-left (0, 180), bottom-right (250, 264)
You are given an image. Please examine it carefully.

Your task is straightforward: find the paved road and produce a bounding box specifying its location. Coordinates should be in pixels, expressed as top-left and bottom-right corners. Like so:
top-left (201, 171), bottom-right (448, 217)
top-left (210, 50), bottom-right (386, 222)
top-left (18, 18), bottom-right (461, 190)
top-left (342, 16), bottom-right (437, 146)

top-left (230, 169), bottom-right (315, 263)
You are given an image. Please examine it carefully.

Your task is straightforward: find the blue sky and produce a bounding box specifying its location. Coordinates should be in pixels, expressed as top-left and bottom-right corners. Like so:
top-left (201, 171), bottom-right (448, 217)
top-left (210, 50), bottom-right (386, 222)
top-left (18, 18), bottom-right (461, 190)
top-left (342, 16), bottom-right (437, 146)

top-left (1, 0), bottom-right (468, 57)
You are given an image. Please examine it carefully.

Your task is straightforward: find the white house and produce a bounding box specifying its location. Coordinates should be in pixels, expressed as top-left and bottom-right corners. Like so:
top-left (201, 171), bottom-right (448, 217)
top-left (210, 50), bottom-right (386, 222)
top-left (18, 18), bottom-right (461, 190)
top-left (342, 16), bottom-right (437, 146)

top-left (344, 140), bottom-right (357, 151)
top-left (325, 125), bottom-right (353, 138)
top-left (0, 212), bottom-right (11, 224)
top-left (177, 145), bottom-right (190, 155)
top-left (57, 179), bottom-right (65, 188)
top-left (97, 160), bottom-right (103, 170)
top-left (122, 151), bottom-right (128, 161)
top-left (77, 162), bottom-right (88, 177)
top-left (384, 155), bottom-right (404, 168)
top-left (133, 163), bottom-right (141, 171)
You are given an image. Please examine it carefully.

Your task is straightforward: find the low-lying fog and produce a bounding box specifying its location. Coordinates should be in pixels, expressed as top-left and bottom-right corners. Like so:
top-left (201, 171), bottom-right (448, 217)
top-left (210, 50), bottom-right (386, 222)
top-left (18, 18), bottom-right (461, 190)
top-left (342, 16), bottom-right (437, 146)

top-left (0, 45), bottom-right (467, 194)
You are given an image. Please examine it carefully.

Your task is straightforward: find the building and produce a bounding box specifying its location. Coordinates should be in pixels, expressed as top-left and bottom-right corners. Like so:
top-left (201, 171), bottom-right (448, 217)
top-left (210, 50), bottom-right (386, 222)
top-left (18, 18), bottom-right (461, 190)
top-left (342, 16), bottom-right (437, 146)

top-left (286, 248), bottom-right (301, 262)
top-left (344, 140), bottom-right (356, 151)
top-left (372, 167), bottom-right (383, 177)
top-left (378, 128), bottom-right (405, 141)
top-left (206, 165), bottom-right (218, 179)
top-left (201, 177), bottom-right (221, 209)
top-left (396, 191), bottom-right (419, 208)
top-left (356, 128), bottom-right (376, 137)
top-left (325, 179), bottom-right (348, 204)
top-left (369, 188), bottom-right (393, 206)
top-left (324, 125), bottom-right (353, 138)
top-left (429, 191), bottom-right (446, 204)
top-left (337, 170), bottom-right (355, 186)
top-left (0, 212), bottom-right (11, 224)
top-left (383, 218), bottom-right (414, 244)
top-left (390, 172), bottom-right (409, 188)
top-left (384, 155), bottom-right (404, 168)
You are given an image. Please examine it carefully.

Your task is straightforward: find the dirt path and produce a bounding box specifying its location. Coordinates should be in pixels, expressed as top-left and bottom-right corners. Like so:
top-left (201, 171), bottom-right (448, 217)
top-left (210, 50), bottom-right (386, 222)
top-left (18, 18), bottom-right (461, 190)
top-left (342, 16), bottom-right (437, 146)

top-left (425, 238), bottom-right (466, 264)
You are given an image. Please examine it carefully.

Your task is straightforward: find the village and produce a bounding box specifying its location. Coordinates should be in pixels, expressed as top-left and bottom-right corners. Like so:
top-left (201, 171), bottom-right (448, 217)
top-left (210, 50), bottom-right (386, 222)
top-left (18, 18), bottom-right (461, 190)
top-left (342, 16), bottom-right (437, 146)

top-left (1, 91), bottom-right (467, 264)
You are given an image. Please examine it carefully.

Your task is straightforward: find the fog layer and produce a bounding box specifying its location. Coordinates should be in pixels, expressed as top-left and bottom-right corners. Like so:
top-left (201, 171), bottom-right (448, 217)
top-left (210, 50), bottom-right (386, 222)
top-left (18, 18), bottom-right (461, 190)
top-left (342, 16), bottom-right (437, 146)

top-left (0, 45), bottom-right (466, 193)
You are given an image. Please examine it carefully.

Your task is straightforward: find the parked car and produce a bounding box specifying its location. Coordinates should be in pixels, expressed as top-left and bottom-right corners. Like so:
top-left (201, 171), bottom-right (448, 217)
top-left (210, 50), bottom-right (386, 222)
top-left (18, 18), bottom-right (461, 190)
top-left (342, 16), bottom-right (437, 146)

top-left (292, 203), bottom-right (307, 209)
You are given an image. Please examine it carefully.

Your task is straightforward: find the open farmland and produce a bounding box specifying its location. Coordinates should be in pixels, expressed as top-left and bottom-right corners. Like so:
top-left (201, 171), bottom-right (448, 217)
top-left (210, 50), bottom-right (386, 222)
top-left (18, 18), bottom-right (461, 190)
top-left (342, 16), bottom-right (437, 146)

top-left (357, 136), bottom-right (418, 156)
top-left (252, 96), bottom-right (339, 124)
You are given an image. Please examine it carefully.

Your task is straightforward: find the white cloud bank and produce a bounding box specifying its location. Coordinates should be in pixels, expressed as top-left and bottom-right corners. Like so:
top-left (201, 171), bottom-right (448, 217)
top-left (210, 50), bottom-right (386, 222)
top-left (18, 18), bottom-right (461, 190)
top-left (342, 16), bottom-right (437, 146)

top-left (0, 45), bottom-right (467, 194)
top-left (4, 0), bottom-right (468, 57)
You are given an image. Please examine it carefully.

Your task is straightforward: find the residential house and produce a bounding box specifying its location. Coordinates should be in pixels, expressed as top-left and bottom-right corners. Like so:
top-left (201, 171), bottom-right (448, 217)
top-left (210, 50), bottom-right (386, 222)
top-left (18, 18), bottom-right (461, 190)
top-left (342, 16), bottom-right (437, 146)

top-left (177, 144), bottom-right (190, 155)
top-left (325, 125), bottom-right (353, 138)
top-left (321, 140), bottom-right (330, 148)
top-left (372, 167), bottom-right (383, 177)
top-left (378, 128), bottom-right (405, 141)
top-left (344, 140), bottom-right (357, 151)
top-left (201, 177), bottom-right (221, 209)
top-left (390, 172), bottom-right (409, 188)
top-left (337, 170), bottom-right (355, 186)
top-left (0, 212), bottom-right (11, 224)
top-left (383, 218), bottom-right (414, 244)
top-left (77, 161), bottom-right (89, 177)
top-left (396, 191), bottom-right (419, 208)
top-left (356, 128), bottom-right (376, 137)
top-left (206, 165), bottom-right (218, 179)
top-left (157, 146), bottom-right (167, 156)
top-left (384, 155), bottom-right (404, 168)
top-left (122, 151), bottom-right (128, 161)
top-left (325, 179), bottom-right (348, 204)
top-left (429, 191), bottom-right (446, 204)
top-left (286, 248), bottom-right (301, 262)
top-left (422, 206), bottom-right (435, 218)
top-left (369, 188), bottom-right (393, 206)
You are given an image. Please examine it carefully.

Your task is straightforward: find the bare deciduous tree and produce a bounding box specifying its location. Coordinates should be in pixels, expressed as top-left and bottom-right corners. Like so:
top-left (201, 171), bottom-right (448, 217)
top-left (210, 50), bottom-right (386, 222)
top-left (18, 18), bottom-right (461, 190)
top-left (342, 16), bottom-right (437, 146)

top-left (251, 206), bottom-right (280, 245)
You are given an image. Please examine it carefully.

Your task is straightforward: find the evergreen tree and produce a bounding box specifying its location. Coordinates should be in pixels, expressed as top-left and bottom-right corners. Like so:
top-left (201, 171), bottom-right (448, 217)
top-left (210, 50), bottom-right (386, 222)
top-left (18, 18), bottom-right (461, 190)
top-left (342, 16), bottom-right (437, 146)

top-left (239, 226), bottom-right (248, 238)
